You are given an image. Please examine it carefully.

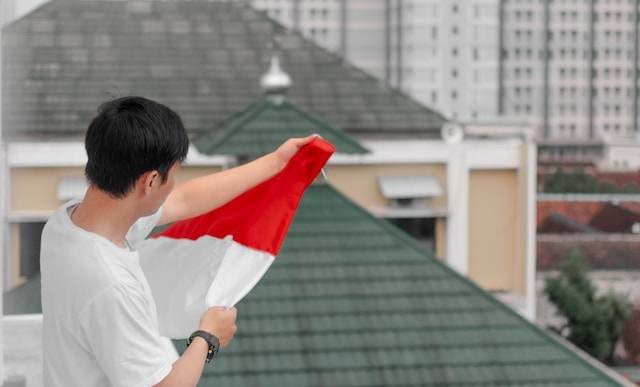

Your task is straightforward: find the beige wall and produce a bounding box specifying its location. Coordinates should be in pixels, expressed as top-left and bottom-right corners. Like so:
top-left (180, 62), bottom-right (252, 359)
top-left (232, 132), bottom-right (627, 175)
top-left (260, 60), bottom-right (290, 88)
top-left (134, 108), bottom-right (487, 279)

top-left (326, 163), bottom-right (447, 209)
top-left (6, 166), bottom-right (222, 289)
top-left (10, 166), bottom-right (223, 212)
top-left (468, 169), bottom-right (519, 292)
top-left (327, 163), bottom-right (448, 258)
top-left (10, 167), bottom-right (84, 212)
top-left (175, 166), bottom-right (223, 184)
top-left (467, 142), bottom-right (534, 296)
top-left (8, 160), bottom-right (531, 295)
top-left (9, 224), bottom-right (25, 289)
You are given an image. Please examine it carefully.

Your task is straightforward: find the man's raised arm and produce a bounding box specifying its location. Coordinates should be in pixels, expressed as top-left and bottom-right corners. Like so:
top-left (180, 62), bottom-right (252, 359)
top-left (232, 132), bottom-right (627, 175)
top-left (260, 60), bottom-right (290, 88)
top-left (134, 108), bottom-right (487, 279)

top-left (159, 135), bottom-right (318, 225)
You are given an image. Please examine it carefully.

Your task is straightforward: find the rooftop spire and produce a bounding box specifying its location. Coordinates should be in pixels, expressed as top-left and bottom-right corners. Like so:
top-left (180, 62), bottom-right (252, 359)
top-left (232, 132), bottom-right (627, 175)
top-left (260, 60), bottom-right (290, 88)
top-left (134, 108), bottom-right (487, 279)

top-left (260, 54), bottom-right (291, 104)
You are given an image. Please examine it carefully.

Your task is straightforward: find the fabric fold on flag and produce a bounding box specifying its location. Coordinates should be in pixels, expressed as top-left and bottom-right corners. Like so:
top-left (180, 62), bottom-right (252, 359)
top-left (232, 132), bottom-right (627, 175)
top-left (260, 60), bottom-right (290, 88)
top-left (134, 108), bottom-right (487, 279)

top-left (137, 137), bottom-right (335, 338)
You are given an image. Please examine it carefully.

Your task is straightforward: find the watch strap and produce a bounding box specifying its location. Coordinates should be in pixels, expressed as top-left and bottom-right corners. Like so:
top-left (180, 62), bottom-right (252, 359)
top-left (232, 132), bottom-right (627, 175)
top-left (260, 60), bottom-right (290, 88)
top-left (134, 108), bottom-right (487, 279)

top-left (187, 330), bottom-right (220, 363)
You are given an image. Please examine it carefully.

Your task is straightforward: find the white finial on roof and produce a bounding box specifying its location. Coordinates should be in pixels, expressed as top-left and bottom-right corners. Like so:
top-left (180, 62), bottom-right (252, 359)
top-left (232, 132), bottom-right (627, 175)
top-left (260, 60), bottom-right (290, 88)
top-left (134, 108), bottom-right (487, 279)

top-left (260, 54), bottom-right (291, 104)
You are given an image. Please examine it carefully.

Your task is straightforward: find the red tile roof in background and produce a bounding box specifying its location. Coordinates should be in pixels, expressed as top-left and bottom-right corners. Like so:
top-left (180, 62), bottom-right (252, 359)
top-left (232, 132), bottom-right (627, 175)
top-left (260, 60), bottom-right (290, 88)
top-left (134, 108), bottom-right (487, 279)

top-left (538, 199), bottom-right (640, 269)
top-left (538, 235), bottom-right (640, 270)
top-left (537, 172), bottom-right (640, 269)
top-left (538, 201), bottom-right (640, 233)
top-left (538, 213), bottom-right (598, 234)
top-left (620, 202), bottom-right (640, 213)
top-left (537, 201), bottom-right (605, 226)
top-left (590, 203), bottom-right (640, 233)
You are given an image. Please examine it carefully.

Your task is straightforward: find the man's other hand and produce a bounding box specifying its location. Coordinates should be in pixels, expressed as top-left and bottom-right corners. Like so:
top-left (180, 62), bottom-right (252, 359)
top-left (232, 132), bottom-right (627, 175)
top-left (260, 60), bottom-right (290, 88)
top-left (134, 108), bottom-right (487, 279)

top-left (198, 307), bottom-right (238, 347)
top-left (274, 134), bottom-right (320, 172)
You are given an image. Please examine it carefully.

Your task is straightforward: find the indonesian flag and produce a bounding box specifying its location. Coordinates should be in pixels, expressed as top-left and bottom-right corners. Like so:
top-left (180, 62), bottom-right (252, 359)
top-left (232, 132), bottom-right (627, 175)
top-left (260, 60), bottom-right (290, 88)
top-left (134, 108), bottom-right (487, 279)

top-left (137, 137), bottom-right (335, 338)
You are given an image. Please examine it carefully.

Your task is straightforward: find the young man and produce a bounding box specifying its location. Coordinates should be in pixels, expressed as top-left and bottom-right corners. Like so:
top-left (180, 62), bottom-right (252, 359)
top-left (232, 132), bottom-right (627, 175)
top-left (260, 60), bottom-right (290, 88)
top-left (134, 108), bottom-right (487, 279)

top-left (40, 96), bottom-right (316, 387)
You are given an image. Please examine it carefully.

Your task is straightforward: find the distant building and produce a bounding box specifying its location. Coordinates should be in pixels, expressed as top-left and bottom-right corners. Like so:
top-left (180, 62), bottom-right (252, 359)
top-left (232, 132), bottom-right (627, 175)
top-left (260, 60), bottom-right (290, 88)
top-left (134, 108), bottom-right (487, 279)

top-left (249, 0), bottom-right (502, 122)
top-left (502, 0), bottom-right (640, 169)
top-left (249, 0), bottom-right (640, 170)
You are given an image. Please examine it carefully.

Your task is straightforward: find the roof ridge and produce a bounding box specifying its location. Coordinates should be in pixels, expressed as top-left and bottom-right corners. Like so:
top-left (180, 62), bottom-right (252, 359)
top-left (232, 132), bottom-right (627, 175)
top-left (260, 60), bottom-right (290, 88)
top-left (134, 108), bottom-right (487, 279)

top-left (281, 100), bottom-right (369, 153)
top-left (193, 100), bottom-right (269, 154)
top-left (194, 99), bottom-right (370, 155)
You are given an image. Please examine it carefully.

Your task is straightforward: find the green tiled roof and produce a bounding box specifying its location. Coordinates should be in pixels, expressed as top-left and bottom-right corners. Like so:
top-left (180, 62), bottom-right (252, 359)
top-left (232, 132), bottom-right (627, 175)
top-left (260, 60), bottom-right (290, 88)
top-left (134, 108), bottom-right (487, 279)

top-left (3, 274), bottom-right (41, 315)
top-left (193, 99), bottom-right (369, 155)
top-left (2, 0), bottom-right (446, 141)
top-left (5, 184), bottom-right (623, 385)
top-left (179, 184), bottom-right (620, 386)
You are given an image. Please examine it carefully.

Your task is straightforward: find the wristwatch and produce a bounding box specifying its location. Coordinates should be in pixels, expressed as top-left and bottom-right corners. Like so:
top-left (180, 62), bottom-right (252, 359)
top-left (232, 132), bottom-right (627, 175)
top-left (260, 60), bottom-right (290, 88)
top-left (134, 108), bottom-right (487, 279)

top-left (187, 330), bottom-right (220, 363)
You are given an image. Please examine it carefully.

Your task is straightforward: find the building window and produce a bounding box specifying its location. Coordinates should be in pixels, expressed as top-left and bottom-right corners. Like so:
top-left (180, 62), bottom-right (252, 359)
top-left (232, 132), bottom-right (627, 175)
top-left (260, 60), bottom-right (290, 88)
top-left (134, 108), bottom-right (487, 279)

top-left (376, 174), bottom-right (443, 251)
top-left (389, 218), bottom-right (436, 251)
top-left (17, 222), bottom-right (45, 279)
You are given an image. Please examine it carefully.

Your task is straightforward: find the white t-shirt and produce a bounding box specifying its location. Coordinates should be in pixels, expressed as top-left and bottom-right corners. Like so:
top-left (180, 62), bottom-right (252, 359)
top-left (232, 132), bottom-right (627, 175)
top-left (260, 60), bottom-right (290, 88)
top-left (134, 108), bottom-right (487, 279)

top-left (41, 199), bottom-right (179, 387)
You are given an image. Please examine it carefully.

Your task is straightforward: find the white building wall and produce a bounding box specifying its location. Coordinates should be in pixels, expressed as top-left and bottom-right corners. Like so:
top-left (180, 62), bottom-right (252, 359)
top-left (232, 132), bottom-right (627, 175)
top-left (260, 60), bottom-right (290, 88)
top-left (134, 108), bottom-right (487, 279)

top-left (253, 0), bottom-right (388, 81)
top-left (592, 0), bottom-right (637, 141)
top-left (601, 143), bottom-right (640, 170)
top-left (501, 1), bottom-right (549, 137)
top-left (400, 0), bottom-right (500, 121)
top-left (344, 0), bottom-right (386, 80)
top-left (254, 0), bottom-right (344, 52)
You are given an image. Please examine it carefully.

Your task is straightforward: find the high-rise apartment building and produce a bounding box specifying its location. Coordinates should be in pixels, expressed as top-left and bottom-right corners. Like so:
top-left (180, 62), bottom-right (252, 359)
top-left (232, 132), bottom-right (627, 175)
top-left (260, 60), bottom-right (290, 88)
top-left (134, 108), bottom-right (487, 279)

top-left (501, 0), bottom-right (640, 168)
top-left (250, 0), bottom-right (640, 168)
top-left (251, 0), bottom-right (502, 121)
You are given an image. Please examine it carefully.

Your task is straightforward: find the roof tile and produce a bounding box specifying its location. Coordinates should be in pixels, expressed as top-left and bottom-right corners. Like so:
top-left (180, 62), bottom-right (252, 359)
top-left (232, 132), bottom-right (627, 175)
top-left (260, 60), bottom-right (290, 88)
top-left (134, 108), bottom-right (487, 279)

top-left (2, 0), bottom-right (445, 141)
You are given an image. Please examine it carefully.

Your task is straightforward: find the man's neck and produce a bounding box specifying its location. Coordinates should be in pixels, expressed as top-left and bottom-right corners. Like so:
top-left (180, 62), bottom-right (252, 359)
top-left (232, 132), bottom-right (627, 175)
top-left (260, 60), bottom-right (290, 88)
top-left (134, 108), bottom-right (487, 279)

top-left (70, 186), bottom-right (140, 248)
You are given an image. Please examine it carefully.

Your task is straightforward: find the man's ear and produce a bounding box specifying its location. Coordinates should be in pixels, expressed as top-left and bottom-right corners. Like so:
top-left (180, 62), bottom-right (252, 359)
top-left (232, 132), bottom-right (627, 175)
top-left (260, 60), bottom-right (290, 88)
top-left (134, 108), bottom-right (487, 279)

top-left (140, 170), bottom-right (160, 195)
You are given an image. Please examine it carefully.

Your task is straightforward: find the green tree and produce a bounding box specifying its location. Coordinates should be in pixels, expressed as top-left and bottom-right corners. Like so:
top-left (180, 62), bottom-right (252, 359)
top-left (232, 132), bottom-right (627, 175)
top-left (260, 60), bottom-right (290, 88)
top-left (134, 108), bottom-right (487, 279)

top-left (542, 168), bottom-right (640, 194)
top-left (544, 249), bottom-right (632, 364)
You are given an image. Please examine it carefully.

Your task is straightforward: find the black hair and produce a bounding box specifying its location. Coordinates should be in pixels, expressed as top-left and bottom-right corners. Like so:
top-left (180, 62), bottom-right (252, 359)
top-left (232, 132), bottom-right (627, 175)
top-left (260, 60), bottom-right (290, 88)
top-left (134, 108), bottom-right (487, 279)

top-left (84, 96), bottom-right (189, 198)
